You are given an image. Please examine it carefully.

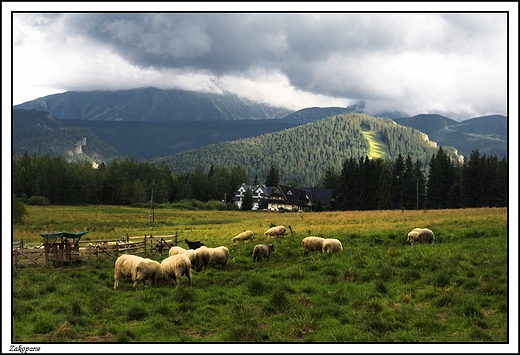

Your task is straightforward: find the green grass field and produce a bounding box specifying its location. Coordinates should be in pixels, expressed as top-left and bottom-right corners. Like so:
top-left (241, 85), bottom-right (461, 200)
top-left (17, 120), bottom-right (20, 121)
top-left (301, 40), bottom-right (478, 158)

top-left (10, 206), bottom-right (509, 348)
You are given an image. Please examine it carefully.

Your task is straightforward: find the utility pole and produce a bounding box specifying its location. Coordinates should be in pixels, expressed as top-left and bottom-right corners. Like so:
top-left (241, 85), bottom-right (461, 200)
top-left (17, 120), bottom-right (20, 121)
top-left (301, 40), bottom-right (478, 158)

top-left (150, 187), bottom-right (155, 224)
top-left (416, 178), bottom-right (419, 211)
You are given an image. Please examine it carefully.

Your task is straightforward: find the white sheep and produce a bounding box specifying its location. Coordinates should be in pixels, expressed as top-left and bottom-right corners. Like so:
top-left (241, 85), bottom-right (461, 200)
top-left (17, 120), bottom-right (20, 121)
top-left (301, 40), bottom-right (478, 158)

top-left (194, 245), bottom-right (211, 271)
top-left (252, 244), bottom-right (275, 262)
top-left (184, 249), bottom-right (199, 269)
top-left (114, 254), bottom-right (145, 290)
top-left (264, 225), bottom-right (293, 238)
top-left (322, 238), bottom-right (343, 253)
top-left (161, 254), bottom-right (192, 288)
top-left (301, 236), bottom-right (326, 256)
top-left (208, 246), bottom-right (230, 269)
top-left (407, 228), bottom-right (435, 245)
top-left (233, 230), bottom-right (255, 243)
top-left (168, 246), bottom-right (187, 256)
top-left (135, 258), bottom-right (164, 288)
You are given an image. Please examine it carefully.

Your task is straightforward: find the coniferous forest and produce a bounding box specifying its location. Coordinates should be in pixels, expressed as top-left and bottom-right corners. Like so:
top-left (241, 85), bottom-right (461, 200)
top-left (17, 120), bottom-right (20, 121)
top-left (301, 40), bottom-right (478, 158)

top-left (12, 147), bottom-right (507, 210)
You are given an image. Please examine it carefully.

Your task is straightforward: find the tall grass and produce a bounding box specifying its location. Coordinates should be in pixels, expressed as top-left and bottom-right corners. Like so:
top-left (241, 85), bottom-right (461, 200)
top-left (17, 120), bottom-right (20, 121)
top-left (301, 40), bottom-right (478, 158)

top-left (11, 207), bottom-right (508, 344)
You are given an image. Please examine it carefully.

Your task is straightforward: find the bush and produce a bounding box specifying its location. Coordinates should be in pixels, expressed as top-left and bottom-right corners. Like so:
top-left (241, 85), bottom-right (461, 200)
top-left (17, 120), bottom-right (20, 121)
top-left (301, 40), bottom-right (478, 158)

top-left (13, 197), bottom-right (28, 224)
top-left (26, 195), bottom-right (50, 206)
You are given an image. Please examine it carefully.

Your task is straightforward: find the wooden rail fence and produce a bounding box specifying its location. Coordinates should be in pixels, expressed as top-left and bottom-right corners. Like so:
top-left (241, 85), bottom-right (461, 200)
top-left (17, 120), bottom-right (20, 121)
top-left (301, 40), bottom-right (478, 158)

top-left (12, 232), bottom-right (179, 269)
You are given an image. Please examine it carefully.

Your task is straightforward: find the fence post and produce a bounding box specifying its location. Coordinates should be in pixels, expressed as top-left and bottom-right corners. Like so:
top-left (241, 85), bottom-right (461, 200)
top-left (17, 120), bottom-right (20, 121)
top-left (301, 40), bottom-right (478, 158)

top-left (143, 235), bottom-right (147, 254)
top-left (174, 232), bottom-right (178, 246)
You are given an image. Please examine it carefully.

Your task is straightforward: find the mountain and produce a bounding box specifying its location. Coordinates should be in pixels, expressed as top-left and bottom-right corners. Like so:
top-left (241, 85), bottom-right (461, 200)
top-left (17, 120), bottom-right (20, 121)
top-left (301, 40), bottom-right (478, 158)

top-left (13, 109), bottom-right (121, 162)
top-left (157, 113), bottom-right (461, 187)
top-left (13, 87), bottom-right (294, 122)
top-left (279, 101), bottom-right (365, 124)
top-left (393, 114), bottom-right (507, 158)
top-left (60, 119), bottom-right (300, 160)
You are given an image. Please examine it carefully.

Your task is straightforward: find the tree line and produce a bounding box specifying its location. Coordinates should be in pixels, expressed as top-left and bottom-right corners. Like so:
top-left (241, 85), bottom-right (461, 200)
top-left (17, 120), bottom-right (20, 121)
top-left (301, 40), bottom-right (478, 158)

top-left (321, 147), bottom-right (507, 210)
top-left (12, 147), bottom-right (507, 210)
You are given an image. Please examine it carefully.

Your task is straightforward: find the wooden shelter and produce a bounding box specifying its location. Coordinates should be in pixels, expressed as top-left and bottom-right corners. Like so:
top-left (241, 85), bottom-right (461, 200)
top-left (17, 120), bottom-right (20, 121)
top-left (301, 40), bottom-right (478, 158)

top-left (39, 231), bottom-right (88, 267)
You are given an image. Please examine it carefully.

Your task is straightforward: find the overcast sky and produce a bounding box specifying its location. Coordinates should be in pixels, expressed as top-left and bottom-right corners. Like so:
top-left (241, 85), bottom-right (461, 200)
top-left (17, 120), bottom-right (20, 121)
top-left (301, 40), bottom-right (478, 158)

top-left (4, 3), bottom-right (517, 120)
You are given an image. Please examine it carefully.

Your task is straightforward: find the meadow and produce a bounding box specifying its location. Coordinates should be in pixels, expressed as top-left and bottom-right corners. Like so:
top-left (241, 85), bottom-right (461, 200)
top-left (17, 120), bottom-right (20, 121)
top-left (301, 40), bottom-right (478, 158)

top-left (10, 205), bottom-right (509, 346)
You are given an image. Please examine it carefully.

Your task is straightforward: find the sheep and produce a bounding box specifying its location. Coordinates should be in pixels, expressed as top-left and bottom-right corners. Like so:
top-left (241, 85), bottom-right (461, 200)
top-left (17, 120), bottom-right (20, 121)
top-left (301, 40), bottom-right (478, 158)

top-left (301, 236), bottom-right (326, 256)
top-left (135, 258), bottom-right (164, 288)
top-left (264, 225), bottom-right (293, 238)
top-left (233, 230), bottom-right (255, 243)
top-left (322, 238), bottom-right (343, 253)
top-left (184, 239), bottom-right (205, 250)
top-left (194, 245), bottom-right (211, 271)
top-left (252, 244), bottom-right (275, 262)
top-left (161, 254), bottom-right (192, 288)
top-left (207, 246), bottom-right (230, 269)
top-left (114, 254), bottom-right (145, 290)
top-left (184, 249), bottom-right (199, 269)
top-left (407, 228), bottom-right (435, 245)
top-left (169, 246), bottom-right (187, 256)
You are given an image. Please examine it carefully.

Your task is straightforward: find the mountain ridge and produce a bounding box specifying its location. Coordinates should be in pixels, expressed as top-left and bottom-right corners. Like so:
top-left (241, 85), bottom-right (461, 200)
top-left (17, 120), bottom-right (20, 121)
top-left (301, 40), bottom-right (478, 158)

top-left (13, 87), bottom-right (294, 121)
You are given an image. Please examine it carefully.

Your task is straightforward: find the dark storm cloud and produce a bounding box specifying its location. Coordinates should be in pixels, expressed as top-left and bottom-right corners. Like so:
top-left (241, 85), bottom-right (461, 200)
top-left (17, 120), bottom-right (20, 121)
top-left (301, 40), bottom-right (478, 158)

top-left (16, 12), bottom-right (508, 116)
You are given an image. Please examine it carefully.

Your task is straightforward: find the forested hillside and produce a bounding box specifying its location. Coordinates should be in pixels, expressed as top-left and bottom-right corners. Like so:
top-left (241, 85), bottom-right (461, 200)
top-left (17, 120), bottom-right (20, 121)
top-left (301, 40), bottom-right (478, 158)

top-left (13, 109), bottom-right (121, 162)
top-left (159, 113), bottom-right (460, 187)
top-left (61, 119), bottom-right (300, 160)
top-left (394, 114), bottom-right (507, 158)
top-left (13, 87), bottom-right (293, 121)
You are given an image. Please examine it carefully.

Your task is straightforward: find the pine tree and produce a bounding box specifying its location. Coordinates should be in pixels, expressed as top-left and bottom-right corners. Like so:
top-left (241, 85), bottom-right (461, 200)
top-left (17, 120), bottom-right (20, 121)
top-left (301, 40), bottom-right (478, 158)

top-left (392, 153), bottom-right (405, 210)
top-left (265, 165), bottom-right (280, 187)
top-left (241, 189), bottom-right (254, 211)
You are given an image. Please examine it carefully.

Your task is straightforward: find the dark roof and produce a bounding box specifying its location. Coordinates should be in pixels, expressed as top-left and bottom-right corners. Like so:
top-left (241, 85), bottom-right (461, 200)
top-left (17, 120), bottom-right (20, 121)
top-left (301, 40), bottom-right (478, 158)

top-left (302, 188), bottom-right (334, 206)
top-left (40, 231), bottom-right (89, 240)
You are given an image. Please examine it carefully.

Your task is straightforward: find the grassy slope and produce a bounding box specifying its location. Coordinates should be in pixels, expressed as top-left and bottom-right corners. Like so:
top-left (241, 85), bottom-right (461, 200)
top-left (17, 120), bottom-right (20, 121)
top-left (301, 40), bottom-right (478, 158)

top-left (11, 206), bottom-right (509, 345)
top-left (361, 129), bottom-right (389, 159)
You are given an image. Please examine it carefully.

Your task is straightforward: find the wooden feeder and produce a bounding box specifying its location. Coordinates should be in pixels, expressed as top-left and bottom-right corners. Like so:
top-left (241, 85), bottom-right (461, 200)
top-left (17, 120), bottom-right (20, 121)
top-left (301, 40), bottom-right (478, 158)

top-left (39, 231), bottom-right (88, 267)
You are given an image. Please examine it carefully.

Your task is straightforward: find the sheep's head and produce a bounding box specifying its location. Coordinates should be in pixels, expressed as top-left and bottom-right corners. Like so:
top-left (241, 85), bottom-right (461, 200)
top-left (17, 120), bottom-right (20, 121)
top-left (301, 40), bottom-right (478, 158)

top-left (268, 244), bottom-right (275, 251)
top-left (407, 231), bottom-right (419, 244)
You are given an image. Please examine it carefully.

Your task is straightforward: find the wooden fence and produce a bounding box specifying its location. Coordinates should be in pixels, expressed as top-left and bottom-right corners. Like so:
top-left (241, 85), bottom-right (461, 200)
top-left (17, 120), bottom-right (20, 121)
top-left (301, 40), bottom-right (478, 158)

top-left (12, 233), bottom-right (179, 269)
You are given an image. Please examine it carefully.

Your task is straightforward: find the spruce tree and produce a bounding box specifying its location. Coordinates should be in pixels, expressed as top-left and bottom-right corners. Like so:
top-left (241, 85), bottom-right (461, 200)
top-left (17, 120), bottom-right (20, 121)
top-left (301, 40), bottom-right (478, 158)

top-left (241, 189), bottom-right (254, 211)
top-left (265, 165), bottom-right (280, 187)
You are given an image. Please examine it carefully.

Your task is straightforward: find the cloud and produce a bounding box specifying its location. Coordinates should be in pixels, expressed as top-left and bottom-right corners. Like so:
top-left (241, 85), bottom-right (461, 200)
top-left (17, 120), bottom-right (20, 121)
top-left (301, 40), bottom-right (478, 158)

top-left (11, 12), bottom-right (509, 118)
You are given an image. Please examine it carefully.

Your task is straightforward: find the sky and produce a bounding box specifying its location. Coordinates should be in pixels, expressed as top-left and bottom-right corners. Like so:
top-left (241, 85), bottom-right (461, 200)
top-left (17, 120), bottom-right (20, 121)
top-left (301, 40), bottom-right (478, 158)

top-left (4, 2), bottom-right (517, 121)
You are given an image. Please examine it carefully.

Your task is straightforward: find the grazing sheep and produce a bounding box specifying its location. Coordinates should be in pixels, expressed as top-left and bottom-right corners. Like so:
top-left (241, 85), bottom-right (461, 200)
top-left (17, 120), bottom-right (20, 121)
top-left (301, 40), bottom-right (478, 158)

top-left (184, 249), bottom-right (199, 269)
top-left (407, 228), bottom-right (435, 245)
top-left (161, 254), bottom-right (192, 288)
top-left (264, 225), bottom-right (293, 238)
top-left (322, 238), bottom-right (343, 253)
top-left (194, 246), bottom-right (211, 271)
top-left (252, 244), bottom-right (275, 262)
top-left (233, 230), bottom-right (255, 243)
top-left (114, 254), bottom-right (145, 290)
top-left (168, 246), bottom-right (187, 256)
top-left (302, 236), bottom-right (326, 256)
top-left (208, 246), bottom-right (230, 269)
top-left (184, 239), bottom-right (205, 250)
top-left (135, 259), bottom-right (164, 288)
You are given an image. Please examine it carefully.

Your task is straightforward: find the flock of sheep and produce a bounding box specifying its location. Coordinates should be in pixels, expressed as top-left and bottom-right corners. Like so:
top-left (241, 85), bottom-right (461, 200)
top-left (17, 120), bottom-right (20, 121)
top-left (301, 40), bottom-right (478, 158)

top-left (113, 225), bottom-right (434, 290)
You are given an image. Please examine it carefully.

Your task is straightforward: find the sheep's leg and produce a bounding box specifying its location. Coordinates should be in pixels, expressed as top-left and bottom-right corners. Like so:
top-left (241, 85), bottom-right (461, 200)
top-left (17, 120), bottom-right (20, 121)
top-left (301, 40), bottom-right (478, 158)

top-left (114, 279), bottom-right (119, 290)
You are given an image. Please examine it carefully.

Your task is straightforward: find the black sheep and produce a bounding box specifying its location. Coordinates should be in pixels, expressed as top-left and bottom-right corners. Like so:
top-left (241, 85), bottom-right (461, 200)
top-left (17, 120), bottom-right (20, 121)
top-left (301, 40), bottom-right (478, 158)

top-left (184, 239), bottom-right (205, 250)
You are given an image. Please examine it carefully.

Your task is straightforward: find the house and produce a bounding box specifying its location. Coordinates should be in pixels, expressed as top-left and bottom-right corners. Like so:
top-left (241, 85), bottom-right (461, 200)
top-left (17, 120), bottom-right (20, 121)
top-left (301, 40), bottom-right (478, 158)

top-left (232, 184), bottom-right (273, 210)
top-left (232, 183), bottom-right (335, 211)
top-left (266, 185), bottom-right (335, 211)
top-left (302, 187), bottom-right (335, 211)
